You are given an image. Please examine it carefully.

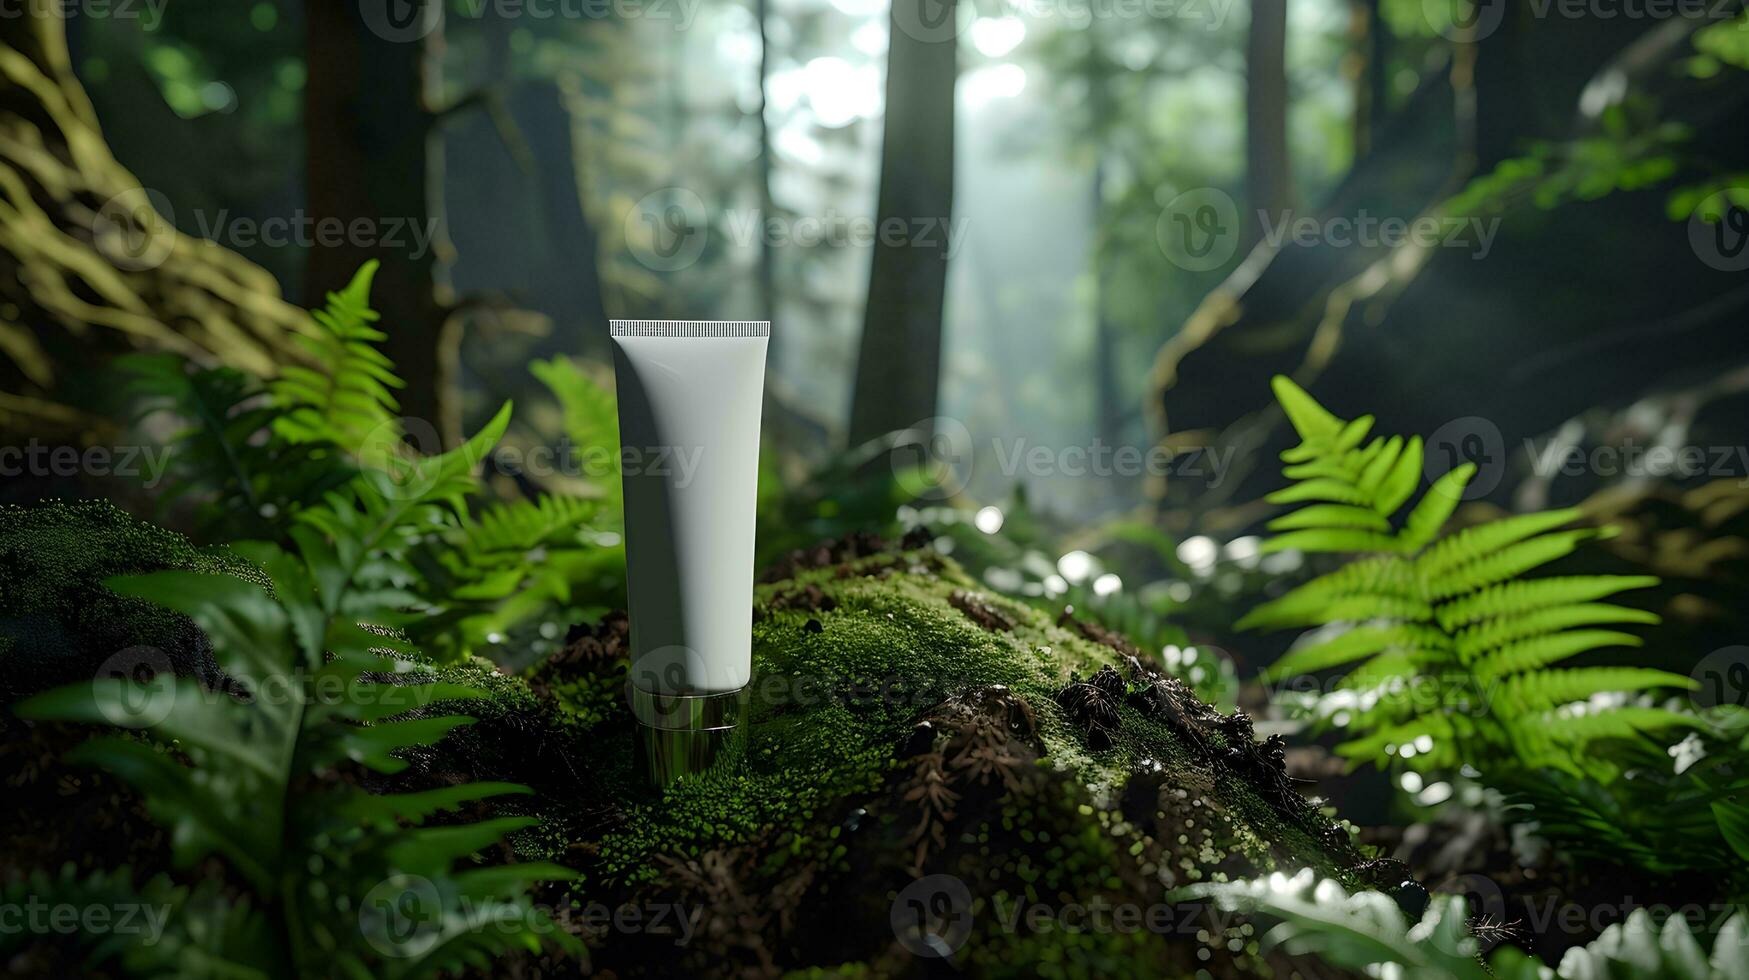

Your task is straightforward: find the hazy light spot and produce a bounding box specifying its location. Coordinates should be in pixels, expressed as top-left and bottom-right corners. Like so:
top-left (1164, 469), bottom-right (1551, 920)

top-left (1416, 781), bottom-right (1454, 806)
top-left (829, 0), bottom-right (886, 14)
top-left (1056, 550), bottom-right (1095, 584)
top-left (962, 63), bottom-right (1026, 110)
top-left (1225, 535), bottom-right (1261, 566)
top-left (1092, 573), bottom-right (1122, 596)
top-left (850, 19), bottom-right (887, 56)
top-left (1044, 574), bottom-right (1069, 596)
top-left (803, 57), bottom-right (880, 127)
top-left (974, 505), bottom-right (1005, 534)
top-left (1177, 535), bottom-right (1218, 574)
top-left (969, 16), bottom-right (1025, 58)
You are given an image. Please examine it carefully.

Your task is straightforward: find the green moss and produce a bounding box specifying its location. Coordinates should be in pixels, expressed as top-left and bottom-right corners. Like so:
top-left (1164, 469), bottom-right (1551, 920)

top-left (447, 548), bottom-right (1376, 975)
top-left (571, 553), bottom-right (1350, 888)
top-left (0, 499), bottom-right (266, 701)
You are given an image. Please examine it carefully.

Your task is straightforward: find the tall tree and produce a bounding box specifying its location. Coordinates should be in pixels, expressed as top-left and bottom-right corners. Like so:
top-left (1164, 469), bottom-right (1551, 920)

top-left (1245, 0), bottom-right (1292, 250)
top-left (1351, 0), bottom-right (1390, 157)
top-left (754, 0), bottom-right (777, 325)
top-left (0, 5), bottom-right (308, 437)
top-left (846, 0), bottom-right (958, 446)
top-left (304, 0), bottom-right (459, 444)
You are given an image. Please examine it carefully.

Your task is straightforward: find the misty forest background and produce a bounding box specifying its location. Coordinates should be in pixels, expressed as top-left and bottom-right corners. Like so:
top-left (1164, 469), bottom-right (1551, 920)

top-left (5, 0), bottom-right (1749, 691)
top-left (6, 0), bottom-right (1749, 974)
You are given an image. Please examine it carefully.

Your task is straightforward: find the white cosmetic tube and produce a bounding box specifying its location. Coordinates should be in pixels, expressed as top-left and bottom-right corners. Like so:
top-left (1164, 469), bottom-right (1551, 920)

top-left (609, 319), bottom-right (769, 785)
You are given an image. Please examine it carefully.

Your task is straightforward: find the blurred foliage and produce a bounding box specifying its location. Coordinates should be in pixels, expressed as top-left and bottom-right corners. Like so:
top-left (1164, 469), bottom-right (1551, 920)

top-left (1488, 708), bottom-right (1749, 899)
top-left (1184, 869), bottom-right (1749, 979)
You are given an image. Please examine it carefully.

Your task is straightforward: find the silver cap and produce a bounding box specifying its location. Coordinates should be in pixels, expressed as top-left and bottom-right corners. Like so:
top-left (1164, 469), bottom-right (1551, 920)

top-left (630, 685), bottom-right (748, 788)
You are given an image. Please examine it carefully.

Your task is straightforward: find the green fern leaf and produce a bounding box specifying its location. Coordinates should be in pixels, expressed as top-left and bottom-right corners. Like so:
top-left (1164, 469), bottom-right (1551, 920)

top-left (1435, 575), bottom-right (1660, 630)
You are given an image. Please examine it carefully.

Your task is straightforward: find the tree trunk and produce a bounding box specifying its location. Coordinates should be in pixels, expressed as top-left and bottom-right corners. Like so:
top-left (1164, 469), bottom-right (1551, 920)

top-left (1351, 0), bottom-right (1389, 157)
top-left (1245, 0), bottom-right (1292, 251)
top-left (846, 0), bottom-right (957, 446)
top-left (0, 7), bottom-right (308, 436)
top-left (1092, 163), bottom-right (1121, 448)
top-left (304, 0), bottom-right (459, 445)
top-left (754, 0), bottom-right (777, 327)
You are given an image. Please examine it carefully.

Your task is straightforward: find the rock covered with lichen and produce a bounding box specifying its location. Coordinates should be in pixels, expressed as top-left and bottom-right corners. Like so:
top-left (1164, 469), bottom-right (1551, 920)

top-left (426, 536), bottom-right (1400, 978)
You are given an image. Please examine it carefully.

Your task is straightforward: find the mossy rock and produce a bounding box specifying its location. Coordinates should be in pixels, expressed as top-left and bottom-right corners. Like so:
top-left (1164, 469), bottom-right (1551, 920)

top-left (430, 542), bottom-right (1396, 978)
top-left (0, 499), bottom-right (266, 702)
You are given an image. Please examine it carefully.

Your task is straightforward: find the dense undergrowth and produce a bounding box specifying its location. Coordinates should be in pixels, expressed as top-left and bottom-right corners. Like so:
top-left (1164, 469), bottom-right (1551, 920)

top-left (2, 266), bottom-right (1746, 978)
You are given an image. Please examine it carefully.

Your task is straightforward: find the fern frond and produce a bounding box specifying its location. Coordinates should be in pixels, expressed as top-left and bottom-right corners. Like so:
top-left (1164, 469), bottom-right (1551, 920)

top-left (1180, 874), bottom-right (1748, 980)
top-left (1453, 603), bottom-right (1660, 660)
top-left (1267, 504), bottom-right (1394, 533)
top-left (461, 493), bottom-right (599, 556)
top-left (1244, 377), bottom-right (1668, 774)
top-left (1235, 558), bottom-right (1423, 630)
top-left (1417, 508), bottom-right (1588, 580)
top-left (1435, 575), bottom-right (1660, 630)
top-left (1265, 625), bottom-right (1449, 682)
top-left (1469, 629), bottom-right (1644, 680)
top-left (1493, 668), bottom-right (1696, 712)
top-left (1424, 528), bottom-right (1603, 599)
top-left (271, 260), bottom-right (404, 454)
top-left (1174, 870), bottom-right (1491, 979)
